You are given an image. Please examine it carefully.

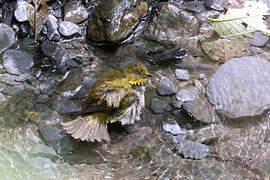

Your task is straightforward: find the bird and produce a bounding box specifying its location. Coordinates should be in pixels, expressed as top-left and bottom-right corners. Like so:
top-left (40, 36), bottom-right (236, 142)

top-left (62, 61), bottom-right (151, 142)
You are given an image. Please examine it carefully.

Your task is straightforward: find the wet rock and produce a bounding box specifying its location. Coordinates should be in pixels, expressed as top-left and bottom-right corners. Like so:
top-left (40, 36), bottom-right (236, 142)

top-left (46, 14), bottom-right (61, 41)
top-left (39, 77), bottom-right (56, 95)
top-left (41, 40), bottom-right (72, 69)
top-left (175, 69), bottom-right (190, 81)
top-left (14, 0), bottom-right (32, 22)
top-left (186, 124), bottom-right (224, 143)
top-left (51, 98), bottom-right (81, 114)
top-left (28, 157), bottom-right (58, 178)
top-left (207, 56), bottom-right (270, 120)
top-left (204, 0), bottom-right (225, 11)
top-left (150, 97), bottom-right (171, 114)
top-left (182, 87), bottom-right (220, 124)
top-left (157, 76), bottom-right (176, 96)
top-left (58, 21), bottom-right (80, 37)
top-left (163, 123), bottom-right (186, 135)
top-left (176, 140), bottom-right (209, 159)
top-left (37, 94), bottom-right (49, 103)
top-left (56, 68), bottom-right (84, 93)
top-left (2, 49), bottom-right (34, 75)
top-left (87, 0), bottom-right (149, 43)
top-left (39, 124), bottom-right (74, 155)
top-left (64, 1), bottom-right (89, 24)
top-left (0, 23), bottom-right (16, 54)
top-left (143, 2), bottom-right (201, 55)
top-left (250, 31), bottom-right (269, 47)
top-left (176, 89), bottom-right (195, 102)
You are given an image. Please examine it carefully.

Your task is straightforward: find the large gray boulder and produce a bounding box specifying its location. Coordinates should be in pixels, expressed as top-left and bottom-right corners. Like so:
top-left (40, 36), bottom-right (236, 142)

top-left (207, 56), bottom-right (270, 120)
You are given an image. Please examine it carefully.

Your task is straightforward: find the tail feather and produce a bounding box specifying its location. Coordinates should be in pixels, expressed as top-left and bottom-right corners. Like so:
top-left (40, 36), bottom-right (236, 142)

top-left (62, 114), bottom-right (110, 142)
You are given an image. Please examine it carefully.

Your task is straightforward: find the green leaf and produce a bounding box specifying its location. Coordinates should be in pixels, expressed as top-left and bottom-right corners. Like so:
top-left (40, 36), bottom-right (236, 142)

top-left (209, 0), bottom-right (270, 39)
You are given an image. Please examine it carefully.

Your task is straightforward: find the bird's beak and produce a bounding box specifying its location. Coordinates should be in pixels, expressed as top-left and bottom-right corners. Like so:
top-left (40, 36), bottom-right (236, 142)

top-left (146, 72), bottom-right (153, 77)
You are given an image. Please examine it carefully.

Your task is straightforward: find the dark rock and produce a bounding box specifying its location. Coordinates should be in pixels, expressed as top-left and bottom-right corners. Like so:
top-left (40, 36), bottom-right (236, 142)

top-left (46, 14), bottom-right (61, 41)
top-left (182, 86), bottom-right (220, 124)
top-left (41, 40), bottom-right (72, 69)
top-left (0, 23), bottom-right (16, 54)
top-left (150, 97), bottom-right (171, 114)
top-left (250, 31), bottom-right (269, 47)
top-left (157, 76), bottom-right (176, 96)
top-left (87, 0), bottom-right (149, 43)
top-left (204, 0), bottom-right (225, 11)
top-left (176, 89), bottom-right (195, 102)
top-left (163, 123), bottom-right (186, 135)
top-left (51, 98), bottom-right (81, 114)
top-left (2, 49), bottom-right (34, 75)
top-left (38, 124), bottom-right (74, 155)
top-left (143, 2), bottom-right (201, 56)
top-left (197, 10), bottom-right (221, 23)
top-left (58, 21), bottom-right (80, 37)
top-left (64, 1), bottom-right (89, 24)
top-left (176, 140), bottom-right (209, 159)
top-left (175, 69), bottom-right (190, 81)
top-left (207, 56), bottom-right (270, 120)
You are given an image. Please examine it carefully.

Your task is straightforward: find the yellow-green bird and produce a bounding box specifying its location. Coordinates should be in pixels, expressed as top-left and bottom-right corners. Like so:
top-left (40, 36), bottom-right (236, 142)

top-left (62, 61), bottom-right (150, 142)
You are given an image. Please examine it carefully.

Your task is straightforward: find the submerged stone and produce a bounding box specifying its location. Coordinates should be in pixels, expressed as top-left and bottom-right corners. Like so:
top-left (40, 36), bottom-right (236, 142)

top-left (163, 123), bottom-right (186, 135)
top-left (177, 140), bottom-right (209, 159)
top-left (157, 76), bottom-right (176, 96)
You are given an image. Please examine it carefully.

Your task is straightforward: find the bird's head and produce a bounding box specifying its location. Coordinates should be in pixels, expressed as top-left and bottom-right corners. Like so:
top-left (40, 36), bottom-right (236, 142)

top-left (122, 61), bottom-right (151, 86)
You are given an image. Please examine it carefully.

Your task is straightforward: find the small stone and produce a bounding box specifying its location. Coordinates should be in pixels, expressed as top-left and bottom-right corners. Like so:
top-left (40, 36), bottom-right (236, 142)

top-left (14, 0), bottom-right (33, 22)
top-left (171, 100), bottom-right (183, 109)
top-left (163, 123), bottom-right (186, 135)
top-left (150, 98), bottom-right (171, 114)
top-left (46, 14), bottom-right (61, 41)
top-left (199, 73), bottom-right (207, 80)
top-left (37, 94), bottom-right (49, 103)
top-left (177, 140), bottom-right (209, 159)
top-left (175, 69), bottom-right (190, 80)
top-left (58, 21), bottom-right (80, 37)
top-left (64, 1), bottom-right (89, 24)
top-left (157, 76), bottom-right (176, 96)
top-left (205, 0), bottom-right (225, 11)
top-left (2, 49), bottom-right (34, 75)
top-left (176, 89), bottom-right (195, 102)
top-left (38, 124), bottom-right (74, 155)
top-left (250, 31), bottom-right (269, 47)
top-left (40, 77), bottom-right (56, 95)
top-left (0, 23), bottom-right (16, 54)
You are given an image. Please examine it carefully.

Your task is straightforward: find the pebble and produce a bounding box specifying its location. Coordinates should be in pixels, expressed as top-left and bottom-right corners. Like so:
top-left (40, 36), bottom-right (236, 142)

top-left (0, 23), bottom-right (16, 54)
top-left (176, 140), bottom-right (209, 159)
top-left (176, 89), bottom-right (196, 102)
top-left (58, 21), bottom-right (80, 37)
top-left (64, 1), bottom-right (89, 24)
top-left (250, 31), bottom-right (269, 47)
top-left (163, 123), bottom-right (186, 135)
top-left (46, 14), bottom-right (61, 41)
top-left (175, 69), bottom-right (190, 80)
top-left (157, 76), bottom-right (176, 96)
top-left (14, 0), bottom-right (33, 22)
top-left (2, 49), bottom-right (34, 75)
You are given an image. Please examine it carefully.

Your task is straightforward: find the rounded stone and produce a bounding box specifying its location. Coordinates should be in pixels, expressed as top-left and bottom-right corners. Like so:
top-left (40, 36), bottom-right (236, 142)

top-left (176, 89), bottom-right (196, 102)
top-left (157, 76), bottom-right (176, 96)
top-left (2, 49), bottom-right (34, 75)
top-left (175, 69), bottom-right (190, 81)
top-left (0, 23), bottom-right (16, 54)
top-left (58, 21), bottom-right (80, 37)
top-left (207, 56), bottom-right (270, 119)
top-left (250, 31), bottom-right (269, 47)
